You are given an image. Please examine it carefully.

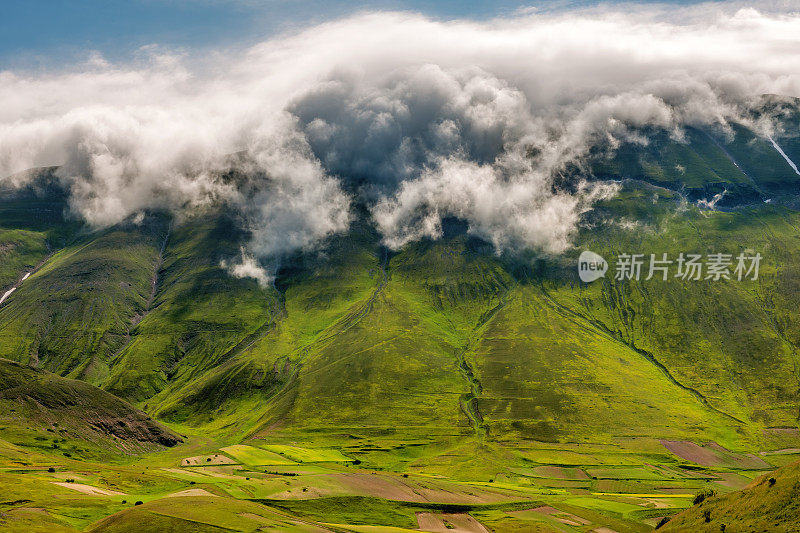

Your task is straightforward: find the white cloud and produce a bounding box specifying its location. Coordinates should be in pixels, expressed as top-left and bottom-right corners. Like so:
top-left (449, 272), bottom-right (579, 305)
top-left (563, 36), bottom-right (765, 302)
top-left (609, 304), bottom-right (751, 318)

top-left (2, 3), bottom-right (800, 264)
top-left (372, 156), bottom-right (619, 253)
top-left (221, 248), bottom-right (272, 287)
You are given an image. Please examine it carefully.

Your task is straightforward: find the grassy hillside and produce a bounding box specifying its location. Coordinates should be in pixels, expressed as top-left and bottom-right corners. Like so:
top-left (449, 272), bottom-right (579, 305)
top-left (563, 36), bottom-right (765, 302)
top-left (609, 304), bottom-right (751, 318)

top-left (102, 213), bottom-right (280, 403)
top-left (0, 217), bottom-right (167, 383)
top-left (661, 459), bottom-right (800, 532)
top-left (0, 358), bottom-right (180, 458)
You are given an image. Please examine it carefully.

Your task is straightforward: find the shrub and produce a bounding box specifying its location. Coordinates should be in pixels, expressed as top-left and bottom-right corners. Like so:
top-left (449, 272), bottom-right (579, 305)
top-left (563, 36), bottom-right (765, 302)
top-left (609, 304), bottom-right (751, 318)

top-left (693, 488), bottom-right (716, 505)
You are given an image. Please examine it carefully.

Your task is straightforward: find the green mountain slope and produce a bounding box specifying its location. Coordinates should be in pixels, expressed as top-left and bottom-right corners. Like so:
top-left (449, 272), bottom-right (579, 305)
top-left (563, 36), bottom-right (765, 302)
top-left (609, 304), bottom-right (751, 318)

top-left (0, 218), bottom-right (168, 383)
top-left (592, 102), bottom-right (800, 204)
top-left (2, 172), bottom-right (800, 449)
top-left (661, 459), bottom-right (800, 532)
top-left (0, 358), bottom-right (180, 454)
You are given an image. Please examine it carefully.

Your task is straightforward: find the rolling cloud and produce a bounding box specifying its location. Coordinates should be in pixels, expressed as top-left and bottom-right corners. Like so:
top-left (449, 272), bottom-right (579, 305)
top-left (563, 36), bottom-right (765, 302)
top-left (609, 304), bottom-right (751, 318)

top-left (2, 3), bottom-right (800, 281)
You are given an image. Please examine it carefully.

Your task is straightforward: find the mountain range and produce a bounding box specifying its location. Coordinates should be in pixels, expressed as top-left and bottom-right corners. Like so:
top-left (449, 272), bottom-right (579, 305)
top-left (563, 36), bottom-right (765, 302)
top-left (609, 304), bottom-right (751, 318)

top-left (2, 95), bottom-right (800, 532)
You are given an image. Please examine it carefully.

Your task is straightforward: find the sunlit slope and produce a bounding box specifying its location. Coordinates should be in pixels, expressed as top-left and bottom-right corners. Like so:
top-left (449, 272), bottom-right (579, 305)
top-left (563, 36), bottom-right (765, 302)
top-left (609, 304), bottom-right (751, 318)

top-left (661, 459), bottom-right (800, 532)
top-left (469, 285), bottom-right (744, 444)
top-left (3, 188), bottom-right (798, 449)
top-left (0, 218), bottom-right (167, 383)
top-left (226, 196), bottom-right (800, 448)
top-left (149, 198), bottom-right (798, 447)
top-left (0, 206), bottom-right (283, 403)
top-left (1, 110), bottom-right (800, 450)
top-left (147, 222), bottom-right (382, 429)
top-left (87, 496), bottom-right (332, 533)
top-left (564, 190), bottom-right (800, 437)
top-left (272, 237), bottom-right (511, 434)
top-left (151, 231), bottom-right (514, 436)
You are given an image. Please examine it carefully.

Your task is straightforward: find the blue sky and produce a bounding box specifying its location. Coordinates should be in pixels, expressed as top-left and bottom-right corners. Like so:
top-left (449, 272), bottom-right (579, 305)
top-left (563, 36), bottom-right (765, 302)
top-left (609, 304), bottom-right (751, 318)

top-left (0, 0), bottom-right (699, 68)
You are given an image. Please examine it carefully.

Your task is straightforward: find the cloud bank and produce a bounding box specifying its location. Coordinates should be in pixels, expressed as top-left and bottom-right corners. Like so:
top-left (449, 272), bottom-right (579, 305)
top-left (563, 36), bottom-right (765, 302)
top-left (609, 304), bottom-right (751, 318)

top-left (3, 3), bottom-right (800, 281)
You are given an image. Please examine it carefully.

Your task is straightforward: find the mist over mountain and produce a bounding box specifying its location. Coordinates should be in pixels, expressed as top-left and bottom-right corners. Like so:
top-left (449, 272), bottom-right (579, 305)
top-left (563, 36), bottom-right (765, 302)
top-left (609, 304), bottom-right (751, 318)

top-left (2, 5), bottom-right (800, 284)
top-left (5, 3), bottom-right (800, 532)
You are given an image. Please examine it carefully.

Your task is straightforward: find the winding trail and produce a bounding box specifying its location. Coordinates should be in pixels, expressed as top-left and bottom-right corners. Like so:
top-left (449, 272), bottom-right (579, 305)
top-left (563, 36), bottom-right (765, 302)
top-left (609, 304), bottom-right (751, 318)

top-left (302, 248), bottom-right (390, 351)
top-left (335, 247), bottom-right (390, 335)
top-left (246, 249), bottom-right (391, 438)
top-left (538, 283), bottom-right (746, 425)
top-left (216, 297), bottom-right (287, 365)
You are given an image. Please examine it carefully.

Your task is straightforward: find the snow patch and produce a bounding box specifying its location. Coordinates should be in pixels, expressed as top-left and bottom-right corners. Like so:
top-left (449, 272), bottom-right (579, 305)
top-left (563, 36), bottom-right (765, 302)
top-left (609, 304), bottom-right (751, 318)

top-left (767, 136), bottom-right (800, 176)
top-left (0, 287), bottom-right (16, 305)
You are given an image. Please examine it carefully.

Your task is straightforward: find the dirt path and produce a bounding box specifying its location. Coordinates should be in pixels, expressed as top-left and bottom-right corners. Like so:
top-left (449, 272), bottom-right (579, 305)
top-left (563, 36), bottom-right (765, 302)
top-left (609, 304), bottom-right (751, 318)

top-left (166, 488), bottom-right (217, 497)
top-left (52, 482), bottom-right (125, 496)
top-left (416, 512), bottom-right (489, 533)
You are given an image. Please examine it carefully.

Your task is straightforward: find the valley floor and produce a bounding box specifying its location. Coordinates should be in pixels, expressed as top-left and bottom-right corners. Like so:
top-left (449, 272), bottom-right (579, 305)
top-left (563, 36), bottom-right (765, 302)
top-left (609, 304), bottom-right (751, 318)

top-left (2, 426), bottom-right (799, 532)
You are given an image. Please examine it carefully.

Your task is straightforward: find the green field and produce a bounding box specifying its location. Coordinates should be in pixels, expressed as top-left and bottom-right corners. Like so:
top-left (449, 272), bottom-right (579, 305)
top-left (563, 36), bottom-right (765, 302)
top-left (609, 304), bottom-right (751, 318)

top-left (221, 444), bottom-right (298, 465)
top-left (259, 444), bottom-right (353, 463)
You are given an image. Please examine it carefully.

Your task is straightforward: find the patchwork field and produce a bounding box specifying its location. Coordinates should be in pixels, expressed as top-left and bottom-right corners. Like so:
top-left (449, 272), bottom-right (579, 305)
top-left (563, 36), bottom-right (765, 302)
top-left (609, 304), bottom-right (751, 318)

top-left (3, 426), bottom-right (799, 532)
